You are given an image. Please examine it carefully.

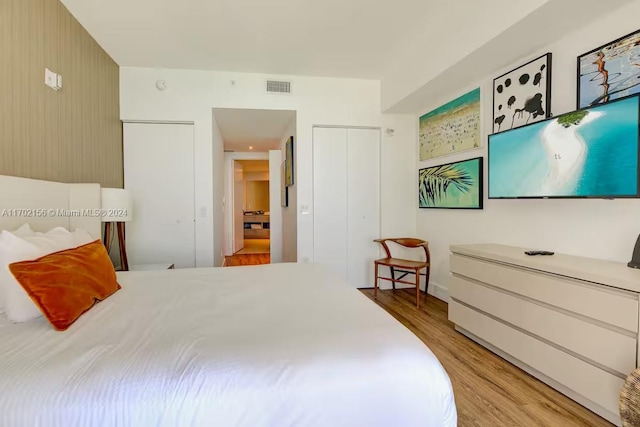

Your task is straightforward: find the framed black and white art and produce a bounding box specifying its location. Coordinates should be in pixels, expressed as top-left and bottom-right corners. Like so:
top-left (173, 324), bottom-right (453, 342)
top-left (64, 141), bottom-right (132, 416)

top-left (492, 53), bottom-right (552, 133)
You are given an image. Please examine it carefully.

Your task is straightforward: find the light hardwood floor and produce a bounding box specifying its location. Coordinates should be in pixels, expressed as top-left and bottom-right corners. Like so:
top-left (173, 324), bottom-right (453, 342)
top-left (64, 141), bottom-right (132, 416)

top-left (359, 288), bottom-right (614, 427)
top-left (223, 253), bottom-right (270, 267)
top-left (236, 239), bottom-right (270, 255)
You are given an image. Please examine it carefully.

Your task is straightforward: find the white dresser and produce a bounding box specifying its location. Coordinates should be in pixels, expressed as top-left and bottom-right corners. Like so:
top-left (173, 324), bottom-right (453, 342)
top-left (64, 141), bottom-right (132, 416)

top-left (449, 244), bottom-right (640, 426)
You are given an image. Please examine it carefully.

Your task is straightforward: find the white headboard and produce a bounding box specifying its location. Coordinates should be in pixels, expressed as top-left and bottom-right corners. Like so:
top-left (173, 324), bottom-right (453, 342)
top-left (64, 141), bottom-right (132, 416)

top-left (0, 175), bottom-right (102, 239)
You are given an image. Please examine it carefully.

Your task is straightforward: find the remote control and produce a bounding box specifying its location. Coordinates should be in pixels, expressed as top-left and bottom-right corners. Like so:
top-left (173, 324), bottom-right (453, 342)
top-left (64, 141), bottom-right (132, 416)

top-left (525, 250), bottom-right (555, 256)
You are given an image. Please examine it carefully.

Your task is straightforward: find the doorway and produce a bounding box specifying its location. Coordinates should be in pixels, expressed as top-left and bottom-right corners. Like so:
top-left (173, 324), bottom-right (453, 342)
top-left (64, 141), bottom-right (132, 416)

top-left (236, 159), bottom-right (271, 255)
top-left (214, 108), bottom-right (296, 266)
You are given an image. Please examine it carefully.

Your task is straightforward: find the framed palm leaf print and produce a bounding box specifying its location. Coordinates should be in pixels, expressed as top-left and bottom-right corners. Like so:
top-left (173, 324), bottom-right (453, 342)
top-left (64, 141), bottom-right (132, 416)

top-left (419, 157), bottom-right (484, 209)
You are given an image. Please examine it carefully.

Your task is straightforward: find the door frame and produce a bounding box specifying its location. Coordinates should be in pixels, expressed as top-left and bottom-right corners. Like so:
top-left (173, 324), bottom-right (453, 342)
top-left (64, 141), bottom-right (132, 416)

top-left (223, 152), bottom-right (270, 256)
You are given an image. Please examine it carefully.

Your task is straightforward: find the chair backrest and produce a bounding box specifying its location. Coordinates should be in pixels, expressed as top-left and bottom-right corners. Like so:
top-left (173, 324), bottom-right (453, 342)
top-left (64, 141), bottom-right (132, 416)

top-left (374, 238), bottom-right (430, 261)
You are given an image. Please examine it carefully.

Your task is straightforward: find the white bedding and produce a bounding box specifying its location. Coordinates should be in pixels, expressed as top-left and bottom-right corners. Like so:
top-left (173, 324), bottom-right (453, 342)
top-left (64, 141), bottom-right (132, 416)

top-left (0, 263), bottom-right (456, 427)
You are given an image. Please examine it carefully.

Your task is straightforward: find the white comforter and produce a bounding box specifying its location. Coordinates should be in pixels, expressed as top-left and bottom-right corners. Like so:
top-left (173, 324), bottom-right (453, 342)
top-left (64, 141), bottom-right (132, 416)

top-left (0, 263), bottom-right (456, 427)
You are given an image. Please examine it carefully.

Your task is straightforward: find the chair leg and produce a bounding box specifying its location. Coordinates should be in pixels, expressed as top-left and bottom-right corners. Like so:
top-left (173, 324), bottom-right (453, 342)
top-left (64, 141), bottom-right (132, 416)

top-left (415, 267), bottom-right (420, 308)
top-left (390, 267), bottom-right (396, 290)
top-left (374, 262), bottom-right (379, 300)
top-left (424, 266), bottom-right (430, 297)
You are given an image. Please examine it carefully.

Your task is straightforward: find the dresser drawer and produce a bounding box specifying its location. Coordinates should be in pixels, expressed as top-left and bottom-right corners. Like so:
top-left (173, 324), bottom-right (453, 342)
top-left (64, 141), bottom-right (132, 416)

top-left (449, 301), bottom-right (624, 417)
top-left (450, 254), bottom-right (639, 332)
top-left (450, 276), bottom-right (637, 376)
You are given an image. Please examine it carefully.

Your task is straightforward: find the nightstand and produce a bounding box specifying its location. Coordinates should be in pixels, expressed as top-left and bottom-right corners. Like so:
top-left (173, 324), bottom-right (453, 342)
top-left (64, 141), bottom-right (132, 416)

top-left (129, 263), bottom-right (175, 271)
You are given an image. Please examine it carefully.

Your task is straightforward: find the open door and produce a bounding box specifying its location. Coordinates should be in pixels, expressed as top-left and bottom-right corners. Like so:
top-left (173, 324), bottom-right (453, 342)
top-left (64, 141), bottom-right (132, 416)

top-left (233, 161), bottom-right (244, 253)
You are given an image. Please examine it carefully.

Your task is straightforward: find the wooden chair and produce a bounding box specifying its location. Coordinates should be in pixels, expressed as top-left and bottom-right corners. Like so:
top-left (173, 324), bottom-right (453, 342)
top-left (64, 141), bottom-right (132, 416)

top-left (373, 238), bottom-right (431, 308)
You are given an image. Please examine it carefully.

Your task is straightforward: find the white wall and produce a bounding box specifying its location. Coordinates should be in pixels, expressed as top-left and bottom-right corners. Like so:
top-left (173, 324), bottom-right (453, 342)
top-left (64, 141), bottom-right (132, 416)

top-left (381, 0), bottom-right (549, 111)
top-left (279, 117), bottom-right (297, 262)
top-left (121, 68), bottom-right (381, 266)
top-left (243, 171), bottom-right (270, 211)
top-left (415, 1), bottom-right (640, 299)
top-left (212, 114), bottom-right (225, 266)
top-left (269, 150), bottom-right (283, 263)
top-left (367, 114), bottom-right (420, 290)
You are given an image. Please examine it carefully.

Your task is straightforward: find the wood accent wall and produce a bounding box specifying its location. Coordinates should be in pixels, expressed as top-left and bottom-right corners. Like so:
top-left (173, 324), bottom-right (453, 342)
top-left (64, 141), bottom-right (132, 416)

top-left (0, 0), bottom-right (122, 188)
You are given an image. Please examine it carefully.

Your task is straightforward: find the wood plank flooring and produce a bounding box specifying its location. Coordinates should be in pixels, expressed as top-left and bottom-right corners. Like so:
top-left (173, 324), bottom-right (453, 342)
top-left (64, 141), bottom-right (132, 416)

top-left (236, 239), bottom-right (270, 255)
top-left (359, 288), bottom-right (614, 427)
top-left (223, 253), bottom-right (270, 267)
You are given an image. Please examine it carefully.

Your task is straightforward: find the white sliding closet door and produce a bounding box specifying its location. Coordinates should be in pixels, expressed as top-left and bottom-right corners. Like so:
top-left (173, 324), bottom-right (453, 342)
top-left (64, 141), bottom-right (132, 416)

top-left (123, 123), bottom-right (196, 268)
top-left (313, 127), bottom-right (348, 278)
top-left (347, 128), bottom-right (380, 288)
top-left (313, 126), bottom-right (380, 287)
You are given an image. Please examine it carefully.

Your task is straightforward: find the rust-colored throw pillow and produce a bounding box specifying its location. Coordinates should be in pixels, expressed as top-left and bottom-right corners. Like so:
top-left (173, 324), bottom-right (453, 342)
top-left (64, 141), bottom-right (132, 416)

top-left (9, 240), bottom-right (121, 331)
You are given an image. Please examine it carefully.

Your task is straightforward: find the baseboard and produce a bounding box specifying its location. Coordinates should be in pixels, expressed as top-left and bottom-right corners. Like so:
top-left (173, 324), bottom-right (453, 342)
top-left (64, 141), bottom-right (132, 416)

top-left (363, 280), bottom-right (450, 303)
top-left (428, 281), bottom-right (449, 302)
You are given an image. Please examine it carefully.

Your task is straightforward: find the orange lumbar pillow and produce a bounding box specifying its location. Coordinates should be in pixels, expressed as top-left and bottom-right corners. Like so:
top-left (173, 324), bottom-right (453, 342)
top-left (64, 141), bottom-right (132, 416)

top-left (9, 240), bottom-right (121, 331)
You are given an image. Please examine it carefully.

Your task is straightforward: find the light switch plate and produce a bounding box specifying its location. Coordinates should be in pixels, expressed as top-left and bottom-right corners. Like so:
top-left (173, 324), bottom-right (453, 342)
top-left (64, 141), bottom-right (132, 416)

top-left (45, 68), bottom-right (61, 90)
top-left (45, 68), bottom-right (57, 89)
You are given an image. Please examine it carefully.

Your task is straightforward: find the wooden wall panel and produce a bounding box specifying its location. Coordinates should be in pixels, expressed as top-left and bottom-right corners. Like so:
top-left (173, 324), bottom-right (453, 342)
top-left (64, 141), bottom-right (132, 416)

top-left (0, 0), bottom-right (122, 188)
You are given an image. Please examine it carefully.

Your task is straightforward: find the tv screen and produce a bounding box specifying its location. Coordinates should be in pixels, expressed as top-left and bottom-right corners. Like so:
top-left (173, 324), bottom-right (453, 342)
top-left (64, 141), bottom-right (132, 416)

top-left (488, 96), bottom-right (640, 199)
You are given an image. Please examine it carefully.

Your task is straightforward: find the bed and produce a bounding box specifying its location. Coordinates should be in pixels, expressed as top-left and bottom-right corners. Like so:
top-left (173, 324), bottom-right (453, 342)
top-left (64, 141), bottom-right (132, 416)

top-left (0, 175), bottom-right (456, 427)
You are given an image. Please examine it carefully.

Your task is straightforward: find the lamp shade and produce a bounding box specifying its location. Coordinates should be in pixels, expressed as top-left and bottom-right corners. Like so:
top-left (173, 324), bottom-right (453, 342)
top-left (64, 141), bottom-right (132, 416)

top-left (101, 188), bottom-right (132, 222)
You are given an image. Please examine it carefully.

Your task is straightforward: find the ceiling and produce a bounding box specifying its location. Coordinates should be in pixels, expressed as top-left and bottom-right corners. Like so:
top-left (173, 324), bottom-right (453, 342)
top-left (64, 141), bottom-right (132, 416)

top-left (237, 160), bottom-right (269, 173)
top-left (60, 0), bottom-right (450, 79)
top-left (214, 108), bottom-right (295, 152)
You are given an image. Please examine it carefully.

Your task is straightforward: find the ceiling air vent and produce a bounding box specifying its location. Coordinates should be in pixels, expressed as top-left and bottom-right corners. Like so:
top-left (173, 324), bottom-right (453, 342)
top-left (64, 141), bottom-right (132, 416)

top-left (266, 80), bottom-right (291, 94)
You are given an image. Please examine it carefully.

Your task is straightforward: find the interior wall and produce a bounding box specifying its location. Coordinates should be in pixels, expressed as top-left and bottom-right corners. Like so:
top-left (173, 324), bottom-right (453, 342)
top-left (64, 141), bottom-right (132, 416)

top-left (279, 118), bottom-right (297, 263)
top-left (269, 150), bottom-right (284, 263)
top-left (121, 68), bottom-right (381, 266)
top-left (414, 1), bottom-right (640, 299)
top-left (244, 175), bottom-right (270, 212)
top-left (381, 0), bottom-right (549, 111)
top-left (376, 114), bottom-right (419, 290)
top-left (0, 0), bottom-right (121, 187)
top-left (211, 113), bottom-right (225, 266)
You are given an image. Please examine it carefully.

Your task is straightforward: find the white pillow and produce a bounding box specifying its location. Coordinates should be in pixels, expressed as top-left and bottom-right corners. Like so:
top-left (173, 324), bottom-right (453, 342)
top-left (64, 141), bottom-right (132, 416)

top-left (72, 229), bottom-right (97, 247)
top-left (0, 231), bottom-right (46, 321)
top-left (12, 223), bottom-right (34, 237)
top-left (22, 227), bottom-right (76, 253)
top-left (0, 224), bottom-right (35, 313)
top-left (0, 227), bottom-right (97, 323)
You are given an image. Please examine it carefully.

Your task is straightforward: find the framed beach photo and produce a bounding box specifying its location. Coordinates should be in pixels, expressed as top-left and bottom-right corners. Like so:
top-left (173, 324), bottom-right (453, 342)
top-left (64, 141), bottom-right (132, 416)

top-left (577, 28), bottom-right (640, 108)
top-left (419, 88), bottom-right (481, 161)
top-left (419, 157), bottom-right (484, 209)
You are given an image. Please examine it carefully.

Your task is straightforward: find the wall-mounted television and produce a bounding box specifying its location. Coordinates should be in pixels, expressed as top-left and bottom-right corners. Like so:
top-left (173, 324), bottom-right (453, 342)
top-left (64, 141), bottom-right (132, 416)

top-left (488, 95), bottom-right (640, 199)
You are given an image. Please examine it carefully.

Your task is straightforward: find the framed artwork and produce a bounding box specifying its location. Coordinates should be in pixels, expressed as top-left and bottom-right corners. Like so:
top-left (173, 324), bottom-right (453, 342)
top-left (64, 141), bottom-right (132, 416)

top-left (285, 136), bottom-right (294, 187)
top-left (419, 88), bottom-right (481, 161)
top-left (493, 53), bottom-right (552, 133)
top-left (419, 157), bottom-right (483, 209)
top-left (280, 161), bottom-right (288, 207)
top-left (578, 29), bottom-right (640, 109)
